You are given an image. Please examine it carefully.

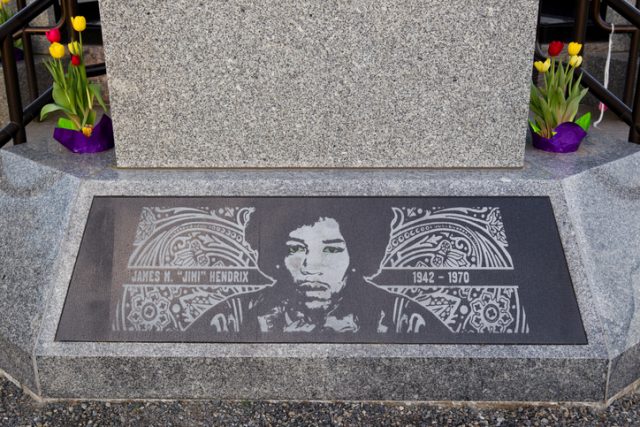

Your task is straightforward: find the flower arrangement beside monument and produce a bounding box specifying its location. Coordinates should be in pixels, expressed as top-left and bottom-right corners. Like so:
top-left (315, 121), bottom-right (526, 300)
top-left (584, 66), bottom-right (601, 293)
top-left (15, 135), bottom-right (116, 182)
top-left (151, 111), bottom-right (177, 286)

top-left (40, 16), bottom-right (113, 153)
top-left (529, 41), bottom-right (591, 153)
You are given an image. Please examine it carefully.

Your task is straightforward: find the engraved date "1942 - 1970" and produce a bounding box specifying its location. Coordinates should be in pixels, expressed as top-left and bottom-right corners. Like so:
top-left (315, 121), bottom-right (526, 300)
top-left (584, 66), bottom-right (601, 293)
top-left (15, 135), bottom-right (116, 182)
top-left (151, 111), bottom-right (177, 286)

top-left (412, 271), bottom-right (471, 285)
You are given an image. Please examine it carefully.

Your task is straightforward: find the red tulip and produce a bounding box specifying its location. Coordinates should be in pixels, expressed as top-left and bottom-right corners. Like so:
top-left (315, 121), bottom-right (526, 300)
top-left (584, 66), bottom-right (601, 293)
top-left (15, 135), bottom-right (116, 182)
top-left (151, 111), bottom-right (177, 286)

top-left (45, 28), bottom-right (61, 44)
top-left (71, 55), bottom-right (81, 66)
top-left (548, 41), bottom-right (564, 57)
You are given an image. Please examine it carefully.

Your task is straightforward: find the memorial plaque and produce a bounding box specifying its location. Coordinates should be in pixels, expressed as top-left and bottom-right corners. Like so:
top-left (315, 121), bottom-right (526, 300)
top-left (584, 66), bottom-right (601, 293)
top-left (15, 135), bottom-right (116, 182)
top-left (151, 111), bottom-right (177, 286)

top-left (57, 197), bottom-right (586, 344)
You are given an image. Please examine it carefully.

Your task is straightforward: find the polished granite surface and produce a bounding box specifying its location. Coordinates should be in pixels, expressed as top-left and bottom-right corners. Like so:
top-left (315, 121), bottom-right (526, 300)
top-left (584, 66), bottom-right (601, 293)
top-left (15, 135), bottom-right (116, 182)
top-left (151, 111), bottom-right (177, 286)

top-left (100, 0), bottom-right (539, 168)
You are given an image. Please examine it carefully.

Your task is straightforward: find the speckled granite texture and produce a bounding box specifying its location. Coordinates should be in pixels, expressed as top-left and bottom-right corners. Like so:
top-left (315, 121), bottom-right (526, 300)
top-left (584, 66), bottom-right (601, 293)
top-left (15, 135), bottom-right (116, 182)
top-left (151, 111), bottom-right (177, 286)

top-left (0, 147), bottom-right (79, 391)
top-left (99, 0), bottom-right (539, 168)
top-left (563, 150), bottom-right (640, 397)
top-left (1, 133), bottom-right (640, 402)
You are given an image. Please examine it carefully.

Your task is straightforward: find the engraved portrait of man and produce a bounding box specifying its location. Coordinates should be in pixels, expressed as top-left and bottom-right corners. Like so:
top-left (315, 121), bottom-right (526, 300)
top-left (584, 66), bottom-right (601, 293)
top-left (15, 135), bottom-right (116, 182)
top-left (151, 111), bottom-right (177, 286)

top-left (249, 201), bottom-right (460, 338)
top-left (257, 216), bottom-right (360, 333)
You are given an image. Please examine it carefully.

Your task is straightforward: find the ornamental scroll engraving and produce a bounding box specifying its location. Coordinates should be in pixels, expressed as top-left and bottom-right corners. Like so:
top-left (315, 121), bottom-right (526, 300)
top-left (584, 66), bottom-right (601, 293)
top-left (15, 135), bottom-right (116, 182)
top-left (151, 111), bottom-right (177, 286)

top-left (377, 207), bottom-right (513, 270)
top-left (366, 207), bottom-right (528, 334)
top-left (113, 207), bottom-right (275, 332)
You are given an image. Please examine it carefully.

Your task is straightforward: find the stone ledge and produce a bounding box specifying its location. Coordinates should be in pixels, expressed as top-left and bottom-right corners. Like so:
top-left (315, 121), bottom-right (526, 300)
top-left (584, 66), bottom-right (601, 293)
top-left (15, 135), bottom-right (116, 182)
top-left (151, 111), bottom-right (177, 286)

top-left (0, 133), bottom-right (639, 402)
top-left (35, 355), bottom-right (607, 401)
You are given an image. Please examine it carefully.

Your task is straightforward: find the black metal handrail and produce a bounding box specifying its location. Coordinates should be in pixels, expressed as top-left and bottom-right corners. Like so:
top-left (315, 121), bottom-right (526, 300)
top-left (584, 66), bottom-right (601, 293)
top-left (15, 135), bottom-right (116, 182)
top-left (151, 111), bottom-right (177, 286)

top-left (571, 0), bottom-right (640, 143)
top-left (0, 0), bottom-right (52, 41)
top-left (0, 0), bottom-right (106, 148)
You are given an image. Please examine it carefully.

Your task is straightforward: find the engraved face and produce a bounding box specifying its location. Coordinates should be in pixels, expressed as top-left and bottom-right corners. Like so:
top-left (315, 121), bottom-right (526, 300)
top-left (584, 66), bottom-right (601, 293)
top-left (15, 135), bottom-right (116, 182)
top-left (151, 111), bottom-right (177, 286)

top-left (285, 218), bottom-right (350, 311)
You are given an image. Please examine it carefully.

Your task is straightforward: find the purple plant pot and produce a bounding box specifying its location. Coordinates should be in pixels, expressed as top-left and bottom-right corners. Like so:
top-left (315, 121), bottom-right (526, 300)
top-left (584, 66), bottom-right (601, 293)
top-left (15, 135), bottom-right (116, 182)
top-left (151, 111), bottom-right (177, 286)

top-left (530, 122), bottom-right (587, 153)
top-left (53, 115), bottom-right (114, 154)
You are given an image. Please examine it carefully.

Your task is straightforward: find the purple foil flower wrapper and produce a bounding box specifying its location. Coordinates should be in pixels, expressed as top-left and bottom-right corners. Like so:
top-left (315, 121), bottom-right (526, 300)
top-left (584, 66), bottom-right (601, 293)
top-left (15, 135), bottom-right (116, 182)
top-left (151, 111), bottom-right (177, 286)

top-left (530, 122), bottom-right (587, 153)
top-left (53, 115), bottom-right (114, 154)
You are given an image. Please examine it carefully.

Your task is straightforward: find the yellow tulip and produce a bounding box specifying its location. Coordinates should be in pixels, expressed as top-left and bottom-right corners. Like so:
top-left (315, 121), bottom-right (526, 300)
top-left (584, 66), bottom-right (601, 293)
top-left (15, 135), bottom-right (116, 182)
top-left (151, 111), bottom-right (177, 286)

top-left (534, 58), bottom-right (551, 73)
top-left (569, 55), bottom-right (583, 68)
top-left (48, 42), bottom-right (65, 59)
top-left (82, 125), bottom-right (93, 137)
top-left (568, 42), bottom-right (582, 56)
top-left (68, 41), bottom-right (81, 55)
top-left (71, 16), bottom-right (86, 32)
top-left (1, 0), bottom-right (9, 4)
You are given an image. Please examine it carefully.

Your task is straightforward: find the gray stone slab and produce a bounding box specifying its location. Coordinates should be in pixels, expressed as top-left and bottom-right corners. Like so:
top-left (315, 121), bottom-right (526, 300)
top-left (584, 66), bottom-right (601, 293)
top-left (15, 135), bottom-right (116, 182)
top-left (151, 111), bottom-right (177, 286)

top-left (2, 133), bottom-right (640, 401)
top-left (99, 0), bottom-right (539, 168)
top-left (523, 133), bottom-right (640, 179)
top-left (0, 148), bottom-right (79, 391)
top-left (6, 134), bottom-right (115, 178)
top-left (35, 354), bottom-right (608, 401)
top-left (31, 160), bottom-right (609, 400)
top-left (563, 152), bottom-right (640, 359)
top-left (609, 340), bottom-right (640, 398)
top-left (0, 335), bottom-right (36, 392)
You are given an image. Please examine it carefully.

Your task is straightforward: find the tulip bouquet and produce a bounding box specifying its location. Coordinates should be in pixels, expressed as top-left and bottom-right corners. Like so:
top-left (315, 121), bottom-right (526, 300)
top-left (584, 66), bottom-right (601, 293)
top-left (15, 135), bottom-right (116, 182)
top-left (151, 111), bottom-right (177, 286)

top-left (529, 41), bottom-right (591, 153)
top-left (40, 16), bottom-right (113, 153)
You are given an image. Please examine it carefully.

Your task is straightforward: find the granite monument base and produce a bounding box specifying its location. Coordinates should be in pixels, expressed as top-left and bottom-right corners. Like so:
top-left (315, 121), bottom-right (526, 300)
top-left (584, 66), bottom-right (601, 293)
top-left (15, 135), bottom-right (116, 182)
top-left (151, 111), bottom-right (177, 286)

top-left (1, 135), bottom-right (639, 403)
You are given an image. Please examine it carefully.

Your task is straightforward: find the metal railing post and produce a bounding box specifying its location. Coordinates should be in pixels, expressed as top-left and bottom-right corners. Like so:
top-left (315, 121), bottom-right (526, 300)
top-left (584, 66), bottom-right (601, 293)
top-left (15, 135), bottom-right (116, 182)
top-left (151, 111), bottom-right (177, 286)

top-left (2, 35), bottom-right (25, 144)
top-left (574, 0), bottom-right (590, 44)
top-left (625, 30), bottom-right (640, 106)
top-left (622, 1), bottom-right (640, 107)
top-left (631, 56), bottom-right (640, 143)
top-left (15, 0), bottom-right (38, 102)
top-left (629, 1), bottom-right (640, 142)
top-left (61, 0), bottom-right (77, 41)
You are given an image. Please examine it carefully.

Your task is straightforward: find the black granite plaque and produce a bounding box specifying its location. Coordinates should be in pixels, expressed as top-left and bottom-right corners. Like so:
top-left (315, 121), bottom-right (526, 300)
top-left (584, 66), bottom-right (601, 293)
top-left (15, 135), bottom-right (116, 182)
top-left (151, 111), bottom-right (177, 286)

top-left (56, 197), bottom-right (586, 344)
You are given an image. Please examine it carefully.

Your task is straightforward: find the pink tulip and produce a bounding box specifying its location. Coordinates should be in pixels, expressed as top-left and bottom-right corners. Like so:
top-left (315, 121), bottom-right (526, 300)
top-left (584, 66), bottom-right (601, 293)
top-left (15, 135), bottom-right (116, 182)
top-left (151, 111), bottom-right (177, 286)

top-left (45, 28), bottom-right (61, 44)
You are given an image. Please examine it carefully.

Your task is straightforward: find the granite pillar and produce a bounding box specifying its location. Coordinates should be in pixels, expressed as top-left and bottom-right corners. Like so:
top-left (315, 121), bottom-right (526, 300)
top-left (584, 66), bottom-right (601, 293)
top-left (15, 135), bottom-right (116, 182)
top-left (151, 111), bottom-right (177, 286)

top-left (99, 0), bottom-right (539, 168)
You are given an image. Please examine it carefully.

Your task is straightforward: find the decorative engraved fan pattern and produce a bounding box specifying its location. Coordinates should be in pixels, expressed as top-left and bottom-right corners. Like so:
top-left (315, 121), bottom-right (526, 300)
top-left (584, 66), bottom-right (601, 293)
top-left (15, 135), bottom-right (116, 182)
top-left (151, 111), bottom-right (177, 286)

top-left (115, 207), bottom-right (274, 333)
top-left (382, 207), bottom-right (513, 269)
top-left (128, 207), bottom-right (258, 269)
top-left (367, 206), bottom-right (529, 335)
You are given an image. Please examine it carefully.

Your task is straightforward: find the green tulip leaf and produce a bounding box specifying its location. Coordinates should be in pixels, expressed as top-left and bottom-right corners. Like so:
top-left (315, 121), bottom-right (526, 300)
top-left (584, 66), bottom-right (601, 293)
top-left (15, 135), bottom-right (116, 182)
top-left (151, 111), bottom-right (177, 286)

top-left (52, 83), bottom-right (71, 110)
top-left (528, 119), bottom-right (541, 134)
top-left (575, 112), bottom-right (592, 132)
top-left (40, 103), bottom-right (70, 121)
top-left (88, 109), bottom-right (97, 127)
top-left (57, 117), bottom-right (78, 130)
top-left (564, 97), bottom-right (582, 123)
top-left (89, 84), bottom-right (108, 113)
